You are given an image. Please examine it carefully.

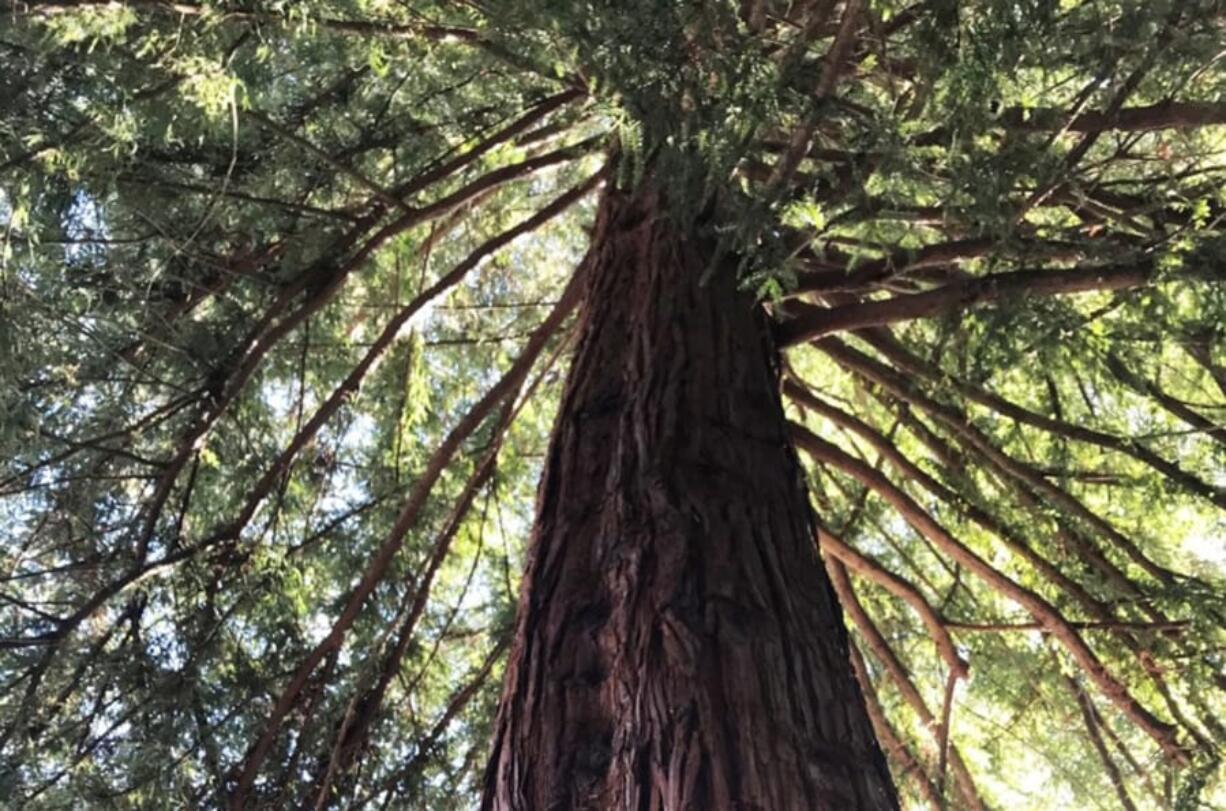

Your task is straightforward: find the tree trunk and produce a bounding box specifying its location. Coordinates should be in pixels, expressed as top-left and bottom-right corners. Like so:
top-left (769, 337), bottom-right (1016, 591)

top-left (481, 182), bottom-right (898, 810)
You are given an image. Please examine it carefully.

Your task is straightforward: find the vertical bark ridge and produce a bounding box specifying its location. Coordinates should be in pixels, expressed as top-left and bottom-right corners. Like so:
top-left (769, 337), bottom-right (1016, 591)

top-left (482, 183), bottom-right (898, 810)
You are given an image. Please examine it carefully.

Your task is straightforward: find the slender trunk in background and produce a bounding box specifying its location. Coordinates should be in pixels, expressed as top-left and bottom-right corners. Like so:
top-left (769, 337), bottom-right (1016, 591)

top-left (481, 182), bottom-right (898, 810)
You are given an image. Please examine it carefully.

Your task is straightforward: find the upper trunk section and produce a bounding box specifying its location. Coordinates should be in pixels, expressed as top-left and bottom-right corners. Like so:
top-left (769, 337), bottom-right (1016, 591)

top-left (482, 182), bottom-right (898, 810)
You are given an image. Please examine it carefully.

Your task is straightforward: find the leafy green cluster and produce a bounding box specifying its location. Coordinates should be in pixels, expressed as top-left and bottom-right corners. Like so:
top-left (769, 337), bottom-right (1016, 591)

top-left (2, 0), bottom-right (1225, 808)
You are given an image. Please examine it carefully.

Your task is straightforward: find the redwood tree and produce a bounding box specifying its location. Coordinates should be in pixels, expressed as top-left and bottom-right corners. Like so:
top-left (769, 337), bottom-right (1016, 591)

top-left (2, 1), bottom-right (1225, 809)
top-left (481, 183), bottom-right (896, 809)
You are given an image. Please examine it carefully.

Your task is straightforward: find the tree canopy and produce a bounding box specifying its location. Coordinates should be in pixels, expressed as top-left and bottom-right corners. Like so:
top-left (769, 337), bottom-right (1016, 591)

top-left (1, 0), bottom-right (1224, 808)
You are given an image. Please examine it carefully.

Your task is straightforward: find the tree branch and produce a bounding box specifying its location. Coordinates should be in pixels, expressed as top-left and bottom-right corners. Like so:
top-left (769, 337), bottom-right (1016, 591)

top-left (912, 100), bottom-right (1226, 147)
top-left (791, 419), bottom-right (1186, 762)
top-left (785, 376), bottom-right (1137, 618)
top-left (947, 619), bottom-right (1191, 633)
top-left (819, 527), bottom-right (968, 679)
top-left (229, 231), bottom-right (589, 807)
top-left (827, 560), bottom-right (984, 811)
top-left (777, 260), bottom-right (1187, 348)
top-left (847, 640), bottom-right (946, 811)
top-left (821, 334), bottom-right (1179, 588)
top-left (1065, 674), bottom-right (1140, 811)
top-left (853, 329), bottom-right (1226, 510)
top-left (1002, 100), bottom-right (1226, 133)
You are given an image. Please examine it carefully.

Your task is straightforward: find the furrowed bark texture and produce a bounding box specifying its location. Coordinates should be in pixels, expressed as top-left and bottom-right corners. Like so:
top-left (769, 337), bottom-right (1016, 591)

top-left (481, 184), bottom-right (898, 810)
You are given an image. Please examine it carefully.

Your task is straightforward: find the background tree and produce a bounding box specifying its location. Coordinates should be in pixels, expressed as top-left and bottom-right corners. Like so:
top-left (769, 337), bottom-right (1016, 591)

top-left (1, 0), bottom-right (1224, 808)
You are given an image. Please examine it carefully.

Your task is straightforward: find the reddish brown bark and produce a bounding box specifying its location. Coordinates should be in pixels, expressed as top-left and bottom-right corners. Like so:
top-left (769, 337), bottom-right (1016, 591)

top-left (482, 184), bottom-right (898, 810)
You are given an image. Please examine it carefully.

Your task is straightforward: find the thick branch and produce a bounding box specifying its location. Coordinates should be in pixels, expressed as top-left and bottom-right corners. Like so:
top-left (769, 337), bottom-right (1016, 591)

top-left (1105, 353), bottom-right (1226, 450)
top-left (947, 620), bottom-right (1190, 633)
top-left (821, 334), bottom-right (1179, 588)
top-left (791, 421), bottom-right (1185, 762)
top-left (309, 406), bottom-right (509, 807)
top-left (819, 528), bottom-right (968, 679)
top-left (847, 641), bottom-right (946, 811)
top-left (354, 639), bottom-right (509, 809)
top-left (229, 270), bottom-right (585, 806)
top-left (827, 561), bottom-right (984, 811)
top-left (1066, 675), bottom-right (1140, 811)
top-left (785, 377), bottom-right (1124, 619)
top-left (851, 330), bottom-right (1226, 511)
top-left (778, 261), bottom-right (1166, 347)
top-left (1181, 336), bottom-right (1226, 399)
top-left (309, 330), bottom-right (570, 805)
top-left (912, 101), bottom-right (1226, 147)
top-left (790, 237), bottom-right (996, 295)
top-left (1002, 101), bottom-right (1226, 133)
top-left (6, 172), bottom-right (603, 671)
top-left (857, 382), bottom-right (1221, 752)
top-left (390, 89), bottom-right (586, 201)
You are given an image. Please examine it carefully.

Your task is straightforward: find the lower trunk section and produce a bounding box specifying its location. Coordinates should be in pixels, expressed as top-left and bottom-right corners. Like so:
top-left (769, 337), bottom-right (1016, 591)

top-left (481, 184), bottom-right (897, 810)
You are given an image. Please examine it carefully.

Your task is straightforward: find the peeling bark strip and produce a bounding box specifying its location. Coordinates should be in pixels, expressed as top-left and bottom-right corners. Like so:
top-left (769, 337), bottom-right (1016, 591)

top-left (482, 183), bottom-right (898, 810)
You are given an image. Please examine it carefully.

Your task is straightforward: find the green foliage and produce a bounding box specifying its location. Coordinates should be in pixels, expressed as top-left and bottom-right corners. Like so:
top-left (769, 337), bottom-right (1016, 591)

top-left (2, 0), bottom-right (1225, 808)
